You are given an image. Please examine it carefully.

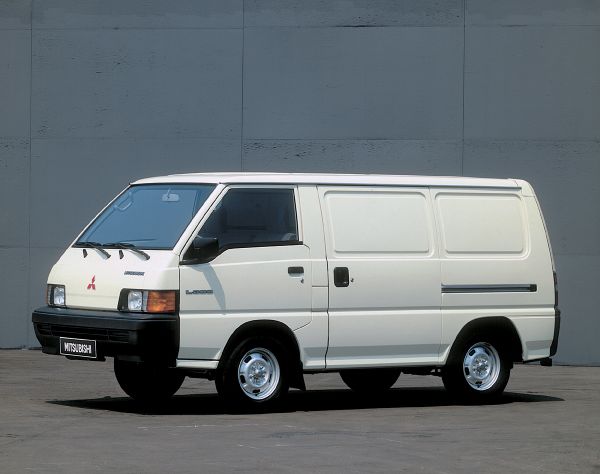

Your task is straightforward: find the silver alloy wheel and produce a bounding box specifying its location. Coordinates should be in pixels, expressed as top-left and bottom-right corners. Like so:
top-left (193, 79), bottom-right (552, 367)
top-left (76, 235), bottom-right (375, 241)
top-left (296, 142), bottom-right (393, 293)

top-left (462, 342), bottom-right (501, 391)
top-left (237, 347), bottom-right (280, 400)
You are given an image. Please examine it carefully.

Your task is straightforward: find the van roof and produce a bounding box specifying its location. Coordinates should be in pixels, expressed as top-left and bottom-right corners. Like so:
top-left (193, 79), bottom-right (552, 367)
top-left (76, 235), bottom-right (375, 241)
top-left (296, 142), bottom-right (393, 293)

top-left (133, 172), bottom-right (520, 189)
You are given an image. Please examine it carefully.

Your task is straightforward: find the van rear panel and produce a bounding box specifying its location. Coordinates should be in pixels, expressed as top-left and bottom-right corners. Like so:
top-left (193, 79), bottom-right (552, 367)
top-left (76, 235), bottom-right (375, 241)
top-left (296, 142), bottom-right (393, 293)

top-left (434, 186), bottom-right (556, 362)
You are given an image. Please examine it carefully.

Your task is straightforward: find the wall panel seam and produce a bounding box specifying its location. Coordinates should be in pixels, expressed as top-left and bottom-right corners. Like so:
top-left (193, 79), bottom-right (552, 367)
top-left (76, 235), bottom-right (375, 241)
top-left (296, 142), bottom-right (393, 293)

top-left (26, 0), bottom-right (33, 348)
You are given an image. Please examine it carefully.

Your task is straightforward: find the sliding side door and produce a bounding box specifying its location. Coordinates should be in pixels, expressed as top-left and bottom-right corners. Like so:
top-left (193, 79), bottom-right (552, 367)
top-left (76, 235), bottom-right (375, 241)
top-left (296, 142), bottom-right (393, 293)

top-left (319, 186), bottom-right (441, 369)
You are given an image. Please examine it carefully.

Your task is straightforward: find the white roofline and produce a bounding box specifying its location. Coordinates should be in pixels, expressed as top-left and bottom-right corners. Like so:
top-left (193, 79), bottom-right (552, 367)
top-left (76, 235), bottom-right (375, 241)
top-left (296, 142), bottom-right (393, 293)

top-left (132, 172), bottom-right (520, 189)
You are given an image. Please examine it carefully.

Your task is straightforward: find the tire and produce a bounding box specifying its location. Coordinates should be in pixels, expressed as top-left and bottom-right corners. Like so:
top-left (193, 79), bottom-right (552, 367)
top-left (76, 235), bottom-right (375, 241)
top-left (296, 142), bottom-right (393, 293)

top-left (215, 336), bottom-right (289, 410)
top-left (340, 368), bottom-right (400, 394)
top-left (442, 338), bottom-right (510, 402)
top-left (114, 359), bottom-right (185, 404)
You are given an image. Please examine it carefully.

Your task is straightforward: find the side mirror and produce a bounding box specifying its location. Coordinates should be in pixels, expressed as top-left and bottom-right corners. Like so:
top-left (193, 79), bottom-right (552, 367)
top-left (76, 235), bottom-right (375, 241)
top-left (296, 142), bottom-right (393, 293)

top-left (181, 236), bottom-right (219, 265)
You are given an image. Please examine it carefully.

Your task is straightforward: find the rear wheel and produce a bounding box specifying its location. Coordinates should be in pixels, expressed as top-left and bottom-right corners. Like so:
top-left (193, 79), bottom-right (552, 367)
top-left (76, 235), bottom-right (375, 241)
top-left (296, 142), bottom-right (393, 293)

top-left (215, 337), bottom-right (289, 410)
top-left (442, 339), bottom-right (510, 402)
top-left (340, 368), bottom-right (401, 394)
top-left (114, 359), bottom-right (184, 403)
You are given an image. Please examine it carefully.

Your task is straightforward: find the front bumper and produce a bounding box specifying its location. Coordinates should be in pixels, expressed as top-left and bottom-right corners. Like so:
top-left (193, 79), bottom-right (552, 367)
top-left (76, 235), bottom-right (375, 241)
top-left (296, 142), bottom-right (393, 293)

top-left (32, 306), bottom-right (179, 366)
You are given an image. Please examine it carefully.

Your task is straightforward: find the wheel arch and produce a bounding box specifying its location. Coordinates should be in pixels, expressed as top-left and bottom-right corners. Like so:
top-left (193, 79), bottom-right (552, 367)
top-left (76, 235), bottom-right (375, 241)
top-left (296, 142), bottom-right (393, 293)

top-left (217, 320), bottom-right (306, 391)
top-left (446, 316), bottom-right (524, 365)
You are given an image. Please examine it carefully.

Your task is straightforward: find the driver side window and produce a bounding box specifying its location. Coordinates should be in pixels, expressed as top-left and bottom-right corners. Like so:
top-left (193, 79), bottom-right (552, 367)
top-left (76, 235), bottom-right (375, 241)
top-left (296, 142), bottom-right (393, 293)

top-left (199, 187), bottom-right (299, 248)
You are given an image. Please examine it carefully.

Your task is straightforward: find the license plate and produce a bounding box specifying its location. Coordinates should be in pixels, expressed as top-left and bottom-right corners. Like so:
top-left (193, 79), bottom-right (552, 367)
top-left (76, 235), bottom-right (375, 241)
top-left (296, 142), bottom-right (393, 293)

top-left (59, 337), bottom-right (97, 359)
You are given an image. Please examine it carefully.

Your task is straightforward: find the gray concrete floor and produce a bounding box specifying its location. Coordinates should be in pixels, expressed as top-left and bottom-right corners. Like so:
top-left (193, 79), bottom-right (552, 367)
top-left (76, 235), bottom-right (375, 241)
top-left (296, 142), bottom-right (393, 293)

top-left (1, 351), bottom-right (599, 473)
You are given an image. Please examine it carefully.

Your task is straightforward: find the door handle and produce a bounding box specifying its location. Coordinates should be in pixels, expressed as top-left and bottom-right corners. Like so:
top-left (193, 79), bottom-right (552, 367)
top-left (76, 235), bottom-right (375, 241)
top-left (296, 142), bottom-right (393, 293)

top-left (334, 267), bottom-right (350, 287)
top-left (288, 266), bottom-right (304, 275)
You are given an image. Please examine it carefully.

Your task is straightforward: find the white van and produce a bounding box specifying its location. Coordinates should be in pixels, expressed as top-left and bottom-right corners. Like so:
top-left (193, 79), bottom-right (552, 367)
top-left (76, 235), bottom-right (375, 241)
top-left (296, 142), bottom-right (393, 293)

top-left (33, 173), bottom-right (560, 407)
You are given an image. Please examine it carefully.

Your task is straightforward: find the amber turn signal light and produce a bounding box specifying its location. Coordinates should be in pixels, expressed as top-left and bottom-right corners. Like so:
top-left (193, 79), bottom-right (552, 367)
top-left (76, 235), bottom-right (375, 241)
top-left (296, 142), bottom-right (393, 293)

top-left (146, 290), bottom-right (177, 313)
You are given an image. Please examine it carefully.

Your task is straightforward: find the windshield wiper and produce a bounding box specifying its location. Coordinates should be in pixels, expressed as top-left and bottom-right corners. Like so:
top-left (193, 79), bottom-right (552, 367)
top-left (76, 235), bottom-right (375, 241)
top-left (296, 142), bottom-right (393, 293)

top-left (78, 241), bottom-right (111, 259)
top-left (104, 242), bottom-right (150, 260)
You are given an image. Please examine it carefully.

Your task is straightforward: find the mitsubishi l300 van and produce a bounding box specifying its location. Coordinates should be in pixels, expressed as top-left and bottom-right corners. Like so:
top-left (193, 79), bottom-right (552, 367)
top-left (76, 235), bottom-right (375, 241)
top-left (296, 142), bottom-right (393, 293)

top-left (32, 173), bottom-right (560, 408)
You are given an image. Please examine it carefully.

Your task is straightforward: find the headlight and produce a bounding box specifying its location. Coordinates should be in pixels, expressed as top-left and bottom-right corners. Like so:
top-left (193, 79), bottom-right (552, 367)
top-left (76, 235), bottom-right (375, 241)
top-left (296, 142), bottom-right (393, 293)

top-left (127, 290), bottom-right (145, 311)
top-left (47, 284), bottom-right (66, 307)
top-left (120, 289), bottom-right (176, 313)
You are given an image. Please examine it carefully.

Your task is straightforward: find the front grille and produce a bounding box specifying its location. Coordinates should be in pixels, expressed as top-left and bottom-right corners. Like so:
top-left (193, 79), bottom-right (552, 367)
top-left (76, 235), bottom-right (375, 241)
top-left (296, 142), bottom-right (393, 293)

top-left (36, 323), bottom-right (129, 343)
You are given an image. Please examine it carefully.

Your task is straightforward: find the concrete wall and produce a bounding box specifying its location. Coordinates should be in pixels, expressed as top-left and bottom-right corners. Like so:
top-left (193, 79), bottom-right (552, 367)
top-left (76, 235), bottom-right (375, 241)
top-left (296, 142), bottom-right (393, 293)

top-left (1, 0), bottom-right (598, 364)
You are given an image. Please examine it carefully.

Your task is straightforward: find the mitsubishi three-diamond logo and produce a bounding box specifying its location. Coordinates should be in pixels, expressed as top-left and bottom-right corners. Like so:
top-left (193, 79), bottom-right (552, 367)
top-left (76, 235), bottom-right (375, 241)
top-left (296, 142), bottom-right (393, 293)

top-left (87, 275), bottom-right (96, 290)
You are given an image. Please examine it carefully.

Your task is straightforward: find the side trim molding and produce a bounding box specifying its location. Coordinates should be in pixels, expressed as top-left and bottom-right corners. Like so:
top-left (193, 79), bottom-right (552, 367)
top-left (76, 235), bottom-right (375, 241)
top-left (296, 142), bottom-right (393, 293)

top-left (442, 284), bottom-right (537, 294)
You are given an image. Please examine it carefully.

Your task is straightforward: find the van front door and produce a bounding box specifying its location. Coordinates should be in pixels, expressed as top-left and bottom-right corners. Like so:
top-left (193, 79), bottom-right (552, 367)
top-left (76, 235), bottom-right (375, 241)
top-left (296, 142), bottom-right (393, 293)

top-left (319, 186), bottom-right (441, 368)
top-left (178, 186), bottom-right (312, 363)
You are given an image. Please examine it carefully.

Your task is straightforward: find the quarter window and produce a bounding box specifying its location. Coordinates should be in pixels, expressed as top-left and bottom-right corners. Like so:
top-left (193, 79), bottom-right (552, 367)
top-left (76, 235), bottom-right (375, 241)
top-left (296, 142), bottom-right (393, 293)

top-left (199, 188), bottom-right (299, 248)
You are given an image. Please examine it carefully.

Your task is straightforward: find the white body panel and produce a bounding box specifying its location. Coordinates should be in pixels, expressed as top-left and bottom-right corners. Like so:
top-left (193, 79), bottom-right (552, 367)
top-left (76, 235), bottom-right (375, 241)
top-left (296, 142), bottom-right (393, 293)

top-left (45, 173), bottom-right (557, 372)
top-left (319, 187), bottom-right (441, 368)
top-left (434, 190), bottom-right (556, 362)
top-left (48, 248), bottom-right (179, 310)
top-left (179, 244), bottom-right (313, 360)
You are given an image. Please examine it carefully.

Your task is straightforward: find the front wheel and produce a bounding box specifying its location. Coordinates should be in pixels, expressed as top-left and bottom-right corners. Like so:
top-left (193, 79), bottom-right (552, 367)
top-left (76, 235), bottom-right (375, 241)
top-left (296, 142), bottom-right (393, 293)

top-left (114, 359), bottom-right (185, 404)
top-left (215, 337), bottom-right (289, 410)
top-left (442, 340), bottom-right (510, 402)
top-left (340, 368), bottom-right (401, 394)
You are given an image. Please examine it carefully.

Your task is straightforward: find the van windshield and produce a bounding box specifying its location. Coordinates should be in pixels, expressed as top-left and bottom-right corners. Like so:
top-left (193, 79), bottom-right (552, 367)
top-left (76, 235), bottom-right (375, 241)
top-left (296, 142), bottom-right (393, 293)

top-left (75, 184), bottom-right (216, 250)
